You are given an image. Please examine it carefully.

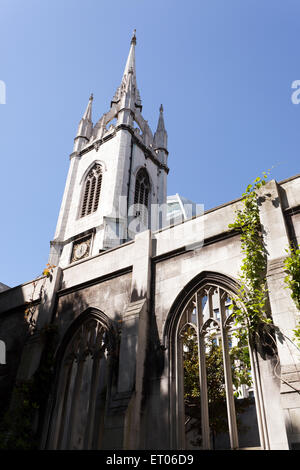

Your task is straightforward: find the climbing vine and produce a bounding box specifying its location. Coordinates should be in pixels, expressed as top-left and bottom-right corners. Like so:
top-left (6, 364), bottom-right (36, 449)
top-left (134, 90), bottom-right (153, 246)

top-left (24, 263), bottom-right (56, 331)
top-left (228, 172), bottom-right (272, 346)
top-left (284, 246), bottom-right (300, 346)
top-left (229, 172), bottom-right (300, 354)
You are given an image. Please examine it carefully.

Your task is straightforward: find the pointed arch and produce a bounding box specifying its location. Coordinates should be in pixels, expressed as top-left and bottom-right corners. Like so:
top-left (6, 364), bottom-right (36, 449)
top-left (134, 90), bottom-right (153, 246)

top-left (44, 308), bottom-right (118, 450)
top-left (163, 271), bottom-right (240, 345)
top-left (164, 271), bottom-right (267, 451)
top-left (79, 160), bottom-right (107, 185)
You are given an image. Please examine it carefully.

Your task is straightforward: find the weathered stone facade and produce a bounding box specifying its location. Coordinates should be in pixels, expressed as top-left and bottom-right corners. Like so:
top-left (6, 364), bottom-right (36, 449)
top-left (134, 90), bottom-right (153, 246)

top-left (0, 32), bottom-right (300, 450)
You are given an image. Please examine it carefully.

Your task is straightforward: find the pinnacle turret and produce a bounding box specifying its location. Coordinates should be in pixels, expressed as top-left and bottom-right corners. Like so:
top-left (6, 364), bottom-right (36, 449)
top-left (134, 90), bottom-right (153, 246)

top-left (153, 104), bottom-right (168, 151)
top-left (73, 94), bottom-right (94, 152)
top-left (82, 93), bottom-right (93, 121)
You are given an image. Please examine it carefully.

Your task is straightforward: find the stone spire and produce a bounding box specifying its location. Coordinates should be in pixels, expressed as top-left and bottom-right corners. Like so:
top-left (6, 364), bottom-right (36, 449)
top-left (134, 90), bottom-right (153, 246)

top-left (123, 29), bottom-right (136, 77)
top-left (73, 94), bottom-right (93, 152)
top-left (111, 30), bottom-right (142, 111)
top-left (153, 104), bottom-right (168, 150)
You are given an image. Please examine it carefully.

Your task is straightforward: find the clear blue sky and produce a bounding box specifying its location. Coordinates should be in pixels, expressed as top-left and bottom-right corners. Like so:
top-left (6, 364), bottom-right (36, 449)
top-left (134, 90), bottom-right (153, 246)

top-left (0, 0), bottom-right (299, 287)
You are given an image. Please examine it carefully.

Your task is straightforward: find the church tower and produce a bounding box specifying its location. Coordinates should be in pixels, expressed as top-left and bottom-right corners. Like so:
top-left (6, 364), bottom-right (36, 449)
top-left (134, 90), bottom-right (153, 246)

top-left (49, 31), bottom-right (169, 268)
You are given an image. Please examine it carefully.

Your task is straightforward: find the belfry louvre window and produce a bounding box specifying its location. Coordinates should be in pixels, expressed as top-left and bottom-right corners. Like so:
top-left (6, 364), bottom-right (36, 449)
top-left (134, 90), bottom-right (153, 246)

top-left (134, 168), bottom-right (150, 226)
top-left (80, 164), bottom-right (102, 217)
top-left (173, 283), bottom-right (263, 450)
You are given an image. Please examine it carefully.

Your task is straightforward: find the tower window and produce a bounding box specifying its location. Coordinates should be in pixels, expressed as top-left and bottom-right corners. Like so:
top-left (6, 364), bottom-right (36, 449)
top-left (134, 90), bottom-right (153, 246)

top-left (80, 164), bottom-right (102, 217)
top-left (134, 168), bottom-right (150, 226)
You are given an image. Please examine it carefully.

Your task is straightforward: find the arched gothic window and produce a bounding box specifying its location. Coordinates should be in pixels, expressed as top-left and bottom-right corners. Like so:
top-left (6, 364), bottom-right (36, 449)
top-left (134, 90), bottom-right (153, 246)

top-left (80, 164), bottom-right (102, 217)
top-left (46, 312), bottom-right (116, 450)
top-left (171, 281), bottom-right (265, 450)
top-left (134, 168), bottom-right (150, 227)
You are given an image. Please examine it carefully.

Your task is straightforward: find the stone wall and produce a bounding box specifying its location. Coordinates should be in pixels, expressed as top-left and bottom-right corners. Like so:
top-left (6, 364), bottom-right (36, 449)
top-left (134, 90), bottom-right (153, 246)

top-left (1, 175), bottom-right (300, 450)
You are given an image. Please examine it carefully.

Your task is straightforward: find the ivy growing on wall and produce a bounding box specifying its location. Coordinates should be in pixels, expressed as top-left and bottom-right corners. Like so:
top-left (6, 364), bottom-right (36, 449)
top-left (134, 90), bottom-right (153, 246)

top-left (228, 173), bottom-right (272, 347)
top-left (284, 246), bottom-right (300, 347)
top-left (229, 172), bottom-right (300, 355)
top-left (24, 264), bottom-right (56, 331)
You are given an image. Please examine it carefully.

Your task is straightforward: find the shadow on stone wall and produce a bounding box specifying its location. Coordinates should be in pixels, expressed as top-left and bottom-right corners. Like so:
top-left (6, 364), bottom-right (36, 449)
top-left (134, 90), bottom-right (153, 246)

top-left (0, 284), bottom-right (95, 449)
top-left (0, 283), bottom-right (39, 449)
top-left (0, 305), bottom-right (29, 424)
top-left (41, 291), bottom-right (125, 450)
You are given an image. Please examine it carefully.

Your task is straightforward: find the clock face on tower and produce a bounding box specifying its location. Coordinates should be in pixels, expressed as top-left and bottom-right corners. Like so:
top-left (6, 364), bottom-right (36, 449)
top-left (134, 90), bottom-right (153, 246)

top-left (71, 236), bottom-right (92, 263)
top-left (74, 242), bottom-right (88, 259)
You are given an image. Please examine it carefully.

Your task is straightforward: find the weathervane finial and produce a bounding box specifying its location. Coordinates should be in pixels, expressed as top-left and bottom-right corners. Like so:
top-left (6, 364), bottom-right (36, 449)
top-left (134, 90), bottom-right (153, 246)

top-left (131, 29), bottom-right (136, 45)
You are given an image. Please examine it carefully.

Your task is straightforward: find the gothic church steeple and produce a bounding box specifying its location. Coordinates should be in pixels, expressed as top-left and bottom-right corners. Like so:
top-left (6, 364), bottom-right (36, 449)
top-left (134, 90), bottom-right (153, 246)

top-left (111, 29), bottom-right (142, 115)
top-left (49, 31), bottom-right (169, 268)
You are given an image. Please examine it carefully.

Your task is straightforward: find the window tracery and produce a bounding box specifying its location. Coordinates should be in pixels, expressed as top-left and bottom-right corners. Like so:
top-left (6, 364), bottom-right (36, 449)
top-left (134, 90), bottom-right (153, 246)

top-left (174, 283), bottom-right (263, 450)
top-left (47, 314), bottom-right (114, 450)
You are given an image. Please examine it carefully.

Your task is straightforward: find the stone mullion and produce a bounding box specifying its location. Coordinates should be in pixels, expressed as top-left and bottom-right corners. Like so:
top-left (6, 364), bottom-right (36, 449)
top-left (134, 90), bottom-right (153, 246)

top-left (196, 292), bottom-right (210, 449)
top-left (48, 357), bottom-right (73, 449)
top-left (84, 349), bottom-right (104, 449)
top-left (176, 334), bottom-right (185, 449)
top-left (65, 357), bottom-right (86, 449)
top-left (208, 291), bottom-right (214, 318)
top-left (218, 287), bottom-right (239, 449)
top-left (55, 358), bottom-right (74, 449)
